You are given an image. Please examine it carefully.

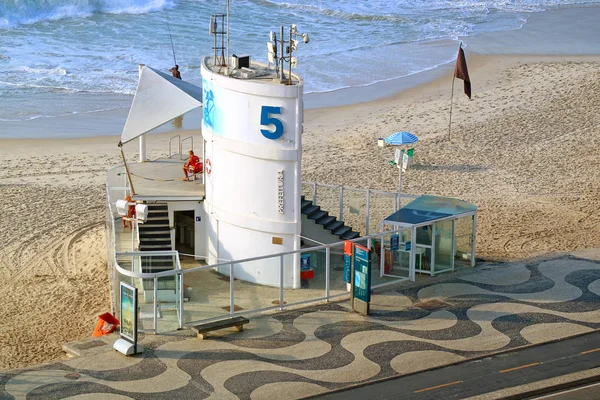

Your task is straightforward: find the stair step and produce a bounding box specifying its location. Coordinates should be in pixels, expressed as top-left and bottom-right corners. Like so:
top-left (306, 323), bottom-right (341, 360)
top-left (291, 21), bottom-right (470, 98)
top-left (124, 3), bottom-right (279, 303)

top-left (325, 220), bottom-right (343, 231)
top-left (146, 216), bottom-right (168, 221)
top-left (333, 225), bottom-right (351, 236)
top-left (139, 231), bottom-right (170, 236)
top-left (141, 237), bottom-right (171, 243)
top-left (341, 230), bottom-right (361, 240)
top-left (301, 199), bottom-right (313, 211)
top-left (303, 205), bottom-right (320, 217)
top-left (140, 244), bottom-right (172, 250)
top-left (317, 215), bottom-right (335, 226)
top-left (309, 210), bottom-right (328, 221)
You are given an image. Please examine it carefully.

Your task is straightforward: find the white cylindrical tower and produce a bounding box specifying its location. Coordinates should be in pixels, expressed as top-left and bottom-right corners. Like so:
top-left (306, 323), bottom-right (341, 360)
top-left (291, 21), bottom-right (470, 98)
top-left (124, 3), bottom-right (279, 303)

top-left (201, 57), bottom-right (303, 288)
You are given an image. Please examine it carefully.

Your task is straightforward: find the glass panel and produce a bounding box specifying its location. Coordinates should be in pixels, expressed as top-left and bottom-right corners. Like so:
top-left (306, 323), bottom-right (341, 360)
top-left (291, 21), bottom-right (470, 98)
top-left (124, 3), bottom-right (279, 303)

top-left (301, 183), bottom-right (315, 202)
top-left (157, 272), bottom-right (181, 334)
top-left (328, 241), bottom-right (349, 298)
top-left (433, 220), bottom-right (454, 274)
top-left (368, 193), bottom-right (396, 235)
top-left (283, 248), bottom-right (327, 306)
top-left (455, 216), bottom-right (474, 268)
top-left (135, 276), bottom-right (155, 332)
top-left (416, 225), bottom-right (432, 246)
top-left (181, 264), bottom-right (230, 324)
top-left (373, 229), bottom-right (411, 285)
top-left (230, 255), bottom-right (282, 314)
top-left (315, 185), bottom-right (341, 221)
top-left (342, 190), bottom-right (366, 236)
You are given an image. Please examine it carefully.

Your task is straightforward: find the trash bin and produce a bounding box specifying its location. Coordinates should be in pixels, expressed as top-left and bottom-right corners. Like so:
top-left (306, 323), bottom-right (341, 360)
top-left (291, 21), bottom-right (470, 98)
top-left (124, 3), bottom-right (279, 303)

top-left (92, 312), bottom-right (120, 337)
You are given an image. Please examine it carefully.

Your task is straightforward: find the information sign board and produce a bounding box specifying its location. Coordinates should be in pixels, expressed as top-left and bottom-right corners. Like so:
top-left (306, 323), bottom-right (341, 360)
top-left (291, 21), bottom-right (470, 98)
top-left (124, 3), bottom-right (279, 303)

top-left (390, 234), bottom-right (399, 251)
top-left (120, 282), bottom-right (138, 344)
top-left (352, 244), bottom-right (371, 304)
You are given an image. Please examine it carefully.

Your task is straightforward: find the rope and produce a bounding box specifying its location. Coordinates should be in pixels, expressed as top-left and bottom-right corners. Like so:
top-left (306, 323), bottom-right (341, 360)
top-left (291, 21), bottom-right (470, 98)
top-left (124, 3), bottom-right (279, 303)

top-left (126, 172), bottom-right (178, 182)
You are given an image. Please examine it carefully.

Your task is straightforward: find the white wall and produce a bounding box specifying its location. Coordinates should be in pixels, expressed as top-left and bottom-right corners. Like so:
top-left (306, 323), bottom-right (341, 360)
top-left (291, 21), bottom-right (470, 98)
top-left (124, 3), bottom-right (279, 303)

top-left (201, 58), bottom-right (303, 288)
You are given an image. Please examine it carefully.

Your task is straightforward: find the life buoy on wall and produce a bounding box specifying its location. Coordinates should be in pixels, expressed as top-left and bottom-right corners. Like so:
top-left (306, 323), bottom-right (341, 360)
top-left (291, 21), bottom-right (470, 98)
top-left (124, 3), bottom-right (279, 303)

top-left (205, 158), bottom-right (212, 176)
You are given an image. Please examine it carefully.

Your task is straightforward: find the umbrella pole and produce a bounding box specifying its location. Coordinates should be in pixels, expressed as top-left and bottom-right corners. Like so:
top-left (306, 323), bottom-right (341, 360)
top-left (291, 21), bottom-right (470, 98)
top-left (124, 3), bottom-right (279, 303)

top-left (398, 163), bottom-right (402, 199)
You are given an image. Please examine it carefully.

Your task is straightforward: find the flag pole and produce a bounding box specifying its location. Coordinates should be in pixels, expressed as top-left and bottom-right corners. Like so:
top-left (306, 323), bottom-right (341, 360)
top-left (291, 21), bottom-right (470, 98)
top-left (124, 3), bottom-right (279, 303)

top-left (448, 73), bottom-right (456, 141)
top-left (449, 41), bottom-right (463, 141)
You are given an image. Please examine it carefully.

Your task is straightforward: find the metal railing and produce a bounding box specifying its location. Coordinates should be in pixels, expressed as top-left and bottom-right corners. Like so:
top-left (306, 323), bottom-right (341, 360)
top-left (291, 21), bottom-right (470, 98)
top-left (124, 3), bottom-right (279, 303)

top-left (168, 134), bottom-right (181, 158)
top-left (105, 183), bottom-right (412, 334)
top-left (181, 136), bottom-right (194, 158)
top-left (301, 181), bottom-right (417, 235)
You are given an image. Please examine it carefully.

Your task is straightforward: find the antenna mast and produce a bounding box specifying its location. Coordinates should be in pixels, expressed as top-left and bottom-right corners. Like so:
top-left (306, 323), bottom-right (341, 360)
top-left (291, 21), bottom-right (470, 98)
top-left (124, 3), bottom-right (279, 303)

top-left (226, 0), bottom-right (230, 75)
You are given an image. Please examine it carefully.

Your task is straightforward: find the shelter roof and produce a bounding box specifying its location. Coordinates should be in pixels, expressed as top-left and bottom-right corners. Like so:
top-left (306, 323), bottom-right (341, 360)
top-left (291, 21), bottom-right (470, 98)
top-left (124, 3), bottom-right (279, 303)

top-left (384, 195), bottom-right (477, 226)
top-left (121, 66), bottom-right (203, 144)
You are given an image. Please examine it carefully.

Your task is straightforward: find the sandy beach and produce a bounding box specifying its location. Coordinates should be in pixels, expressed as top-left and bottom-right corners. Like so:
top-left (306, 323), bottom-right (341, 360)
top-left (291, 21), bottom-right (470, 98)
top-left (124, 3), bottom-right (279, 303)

top-left (1, 52), bottom-right (600, 370)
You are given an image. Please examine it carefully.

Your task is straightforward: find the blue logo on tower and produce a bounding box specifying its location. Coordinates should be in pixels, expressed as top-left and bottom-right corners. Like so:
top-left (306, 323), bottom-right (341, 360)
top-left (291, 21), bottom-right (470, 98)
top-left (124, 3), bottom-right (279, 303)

top-left (203, 84), bottom-right (215, 130)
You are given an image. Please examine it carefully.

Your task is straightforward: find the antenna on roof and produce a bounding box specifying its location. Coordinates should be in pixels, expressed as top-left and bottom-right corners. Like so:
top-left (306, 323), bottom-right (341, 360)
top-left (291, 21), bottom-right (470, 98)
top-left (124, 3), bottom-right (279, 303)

top-left (267, 24), bottom-right (310, 84)
top-left (209, 1), bottom-right (230, 71)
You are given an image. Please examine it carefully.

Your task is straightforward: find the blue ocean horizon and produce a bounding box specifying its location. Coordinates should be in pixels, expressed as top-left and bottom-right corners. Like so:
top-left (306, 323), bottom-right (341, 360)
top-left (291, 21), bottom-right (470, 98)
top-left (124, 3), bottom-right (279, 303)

top-left (1, 0), bottom-right (600, 132)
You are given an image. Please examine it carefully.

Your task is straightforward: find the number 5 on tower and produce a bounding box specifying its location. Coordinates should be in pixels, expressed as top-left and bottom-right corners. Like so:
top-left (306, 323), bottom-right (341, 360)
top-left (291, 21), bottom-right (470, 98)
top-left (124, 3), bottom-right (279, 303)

top-left (260, 106), bottom-right (284, 139)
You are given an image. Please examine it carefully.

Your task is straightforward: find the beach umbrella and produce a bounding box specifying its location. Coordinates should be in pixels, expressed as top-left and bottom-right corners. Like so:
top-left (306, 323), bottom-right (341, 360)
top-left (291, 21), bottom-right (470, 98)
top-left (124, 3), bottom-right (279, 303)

top-left (385, 131), bottom-right (418, 145)
top-left (385, 131), bottom-right (418, 198)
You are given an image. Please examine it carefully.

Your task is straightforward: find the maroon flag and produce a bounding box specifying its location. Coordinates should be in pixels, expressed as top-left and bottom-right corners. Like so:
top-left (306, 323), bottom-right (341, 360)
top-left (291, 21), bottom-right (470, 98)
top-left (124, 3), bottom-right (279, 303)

top-left (454, 47), bottom-right (471, 99)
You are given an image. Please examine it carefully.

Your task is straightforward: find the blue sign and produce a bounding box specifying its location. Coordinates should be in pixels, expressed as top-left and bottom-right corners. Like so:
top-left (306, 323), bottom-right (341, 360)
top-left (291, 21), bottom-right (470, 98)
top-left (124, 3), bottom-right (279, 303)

top-left (301, 254), bottom-right (311, 271)
top-left (390, 234), bottom-right (399, 251)
top-left (353, 245), bottom-right (371, 303)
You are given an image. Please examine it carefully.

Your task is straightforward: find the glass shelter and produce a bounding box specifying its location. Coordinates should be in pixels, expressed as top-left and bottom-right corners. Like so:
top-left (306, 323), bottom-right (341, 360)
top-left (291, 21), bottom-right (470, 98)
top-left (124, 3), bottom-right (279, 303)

top-left (380, 195), bottom-right (477, 278)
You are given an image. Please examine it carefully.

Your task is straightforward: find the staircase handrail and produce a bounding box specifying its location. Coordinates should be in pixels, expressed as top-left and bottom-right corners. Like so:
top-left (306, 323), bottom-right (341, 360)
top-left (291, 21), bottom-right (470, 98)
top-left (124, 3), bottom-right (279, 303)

top-left (181, 136), bottom-right (194, 159)
top-left (168, 134), bottom-right (181, 158)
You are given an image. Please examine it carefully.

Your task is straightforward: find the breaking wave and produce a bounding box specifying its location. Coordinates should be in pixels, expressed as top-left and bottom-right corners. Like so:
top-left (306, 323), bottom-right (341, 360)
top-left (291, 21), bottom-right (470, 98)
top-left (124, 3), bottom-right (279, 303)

top-left (0, 0), bottom-right (177, 28)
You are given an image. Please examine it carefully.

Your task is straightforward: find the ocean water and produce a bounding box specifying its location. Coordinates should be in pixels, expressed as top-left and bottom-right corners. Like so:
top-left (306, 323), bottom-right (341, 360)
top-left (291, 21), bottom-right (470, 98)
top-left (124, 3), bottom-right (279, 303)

top-left (1, 0), bottom-right (599, 126)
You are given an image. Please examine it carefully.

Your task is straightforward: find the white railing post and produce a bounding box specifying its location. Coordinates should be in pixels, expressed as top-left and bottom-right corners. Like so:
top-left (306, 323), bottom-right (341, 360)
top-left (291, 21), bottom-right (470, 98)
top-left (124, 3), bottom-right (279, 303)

top-left (312, 182), bottom-right (317, 205)
top-left (229, 262), bottom-right (235, 316)
top-left (394, 193), bottom-right (398, 212)
top-left (279, 254), bottom-right (284, 310)
top-left (325, 246), bottom-right (331, 300)
top-left (366, 189), bottom-right (371, 236)
top-left (339, 186), bottom-right (344, 221)
top-left (153, 276), bottom-right (158, 333)
top-left (178, 271), bottom-right (184, 329)
top-left (471, 214), bottom-right (477, 267)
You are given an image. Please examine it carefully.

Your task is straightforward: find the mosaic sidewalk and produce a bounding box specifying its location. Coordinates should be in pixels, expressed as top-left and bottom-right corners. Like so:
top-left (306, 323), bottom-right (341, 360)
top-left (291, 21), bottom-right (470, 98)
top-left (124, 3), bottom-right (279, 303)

top-left (1, 255), bottom-right (600, 400)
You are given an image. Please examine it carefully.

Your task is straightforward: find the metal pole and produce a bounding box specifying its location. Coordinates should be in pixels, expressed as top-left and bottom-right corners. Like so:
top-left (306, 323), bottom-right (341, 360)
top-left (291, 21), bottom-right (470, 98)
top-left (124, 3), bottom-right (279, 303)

top-left (448, 75), bottom-right (456, 141)
top-left (153, 276), bottom-right (158, 333)
top-left (398, 162), bottom-right (403, 197)
top-left (365, 189), bottom-right (371, 236)
top-left (179, 271), bottom-right (184, 329)
top-left (471, 214), bottom-right (477, 267)
top-left (138, 64), bottom-right (147, 162)
top-left (288, 25), bottom-right (293, 85)
top-left (339, 186), bottom-right (344, 221)
top-left (280, 26), bottom-right (285, 82)
top-left (279, 254), bottom-right (284, 310)
top-left (229, 262), bottom-right (235, 316)
top-left (325, 247), bottom-right (330, 300)
top-left (118, 143), bottom-right (136, 195)
top-left (312, 182), bottom-right (317, 205)
top-left (226, 0), bottom-right (230, 75)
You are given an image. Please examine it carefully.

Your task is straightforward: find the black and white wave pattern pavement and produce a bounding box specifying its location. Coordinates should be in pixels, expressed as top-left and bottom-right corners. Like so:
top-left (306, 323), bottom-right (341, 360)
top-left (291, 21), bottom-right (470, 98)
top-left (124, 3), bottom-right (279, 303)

top-left (1, 256), bottom-right (600, 400)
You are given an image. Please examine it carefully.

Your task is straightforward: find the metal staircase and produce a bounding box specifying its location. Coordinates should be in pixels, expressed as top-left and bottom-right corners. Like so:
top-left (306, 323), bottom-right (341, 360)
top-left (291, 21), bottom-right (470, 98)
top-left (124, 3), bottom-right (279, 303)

top-left (138, 203), bottom-right (176, 291)
top-left (301, 195), bottom-right (360, 240)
